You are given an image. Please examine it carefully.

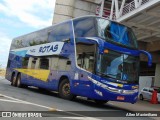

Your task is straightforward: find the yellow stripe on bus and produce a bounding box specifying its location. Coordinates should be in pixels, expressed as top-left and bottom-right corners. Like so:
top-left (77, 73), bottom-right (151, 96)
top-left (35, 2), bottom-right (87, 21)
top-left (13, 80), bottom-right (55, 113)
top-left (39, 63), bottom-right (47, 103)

top-left (15, 69), bottom-right (50, 82)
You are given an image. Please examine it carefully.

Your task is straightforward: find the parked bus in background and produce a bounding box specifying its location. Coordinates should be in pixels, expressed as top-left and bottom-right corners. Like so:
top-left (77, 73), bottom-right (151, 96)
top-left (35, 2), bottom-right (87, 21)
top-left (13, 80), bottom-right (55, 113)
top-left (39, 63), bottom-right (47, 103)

top-left (5, 16), bottom-right (152, 104)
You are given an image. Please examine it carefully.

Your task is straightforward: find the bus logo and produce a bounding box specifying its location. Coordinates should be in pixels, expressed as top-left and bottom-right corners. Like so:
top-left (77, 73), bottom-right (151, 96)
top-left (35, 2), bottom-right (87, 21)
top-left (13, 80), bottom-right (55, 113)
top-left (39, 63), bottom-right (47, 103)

top-left (39, 44), bottom-right (58, 53)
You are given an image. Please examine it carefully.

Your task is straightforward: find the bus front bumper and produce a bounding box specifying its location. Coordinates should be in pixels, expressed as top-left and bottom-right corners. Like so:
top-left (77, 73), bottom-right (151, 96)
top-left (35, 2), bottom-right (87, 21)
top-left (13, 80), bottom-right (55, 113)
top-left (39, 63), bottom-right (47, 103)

top-left (88, 77), bottom-right (139, 104)
top-left (93, 86), bottom-right (138, 104)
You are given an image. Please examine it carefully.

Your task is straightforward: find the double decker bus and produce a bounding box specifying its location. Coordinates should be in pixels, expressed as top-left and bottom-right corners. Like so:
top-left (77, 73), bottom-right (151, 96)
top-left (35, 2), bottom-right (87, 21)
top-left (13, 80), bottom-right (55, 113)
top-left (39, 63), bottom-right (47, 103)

top-left (5, 16), bottom-right (152, 104)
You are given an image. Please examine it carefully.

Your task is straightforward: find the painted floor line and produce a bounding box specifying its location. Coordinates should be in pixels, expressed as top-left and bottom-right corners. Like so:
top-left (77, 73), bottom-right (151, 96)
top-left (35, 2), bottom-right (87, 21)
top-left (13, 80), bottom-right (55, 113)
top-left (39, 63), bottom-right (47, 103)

top-left (0, 99), bottom-right (28, 103)
top-left (0, 93), bottom-right (101, 120)
top-left (0, 93), bottom-right (55, 110)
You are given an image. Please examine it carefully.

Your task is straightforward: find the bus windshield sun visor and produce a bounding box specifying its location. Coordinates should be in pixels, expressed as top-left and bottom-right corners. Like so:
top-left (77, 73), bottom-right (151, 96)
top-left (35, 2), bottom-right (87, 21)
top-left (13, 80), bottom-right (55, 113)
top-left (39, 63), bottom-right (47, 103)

top-left (139, 50), bottom-right (152, 67)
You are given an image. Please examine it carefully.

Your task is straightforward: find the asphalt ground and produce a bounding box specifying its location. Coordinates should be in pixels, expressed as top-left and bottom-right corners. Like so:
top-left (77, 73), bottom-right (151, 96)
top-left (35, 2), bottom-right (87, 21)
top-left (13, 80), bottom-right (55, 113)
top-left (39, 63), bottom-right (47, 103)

top-left (0, 76), bottom-right (159, 120)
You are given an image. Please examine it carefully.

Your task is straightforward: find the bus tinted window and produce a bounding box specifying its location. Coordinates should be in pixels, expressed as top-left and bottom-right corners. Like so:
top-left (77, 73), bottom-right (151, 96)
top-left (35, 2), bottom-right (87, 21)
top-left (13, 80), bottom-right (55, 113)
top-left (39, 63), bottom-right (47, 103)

top-left (28, 30), bottom-right (49, 46)
top-left (40, 58), bottom-right (49, 70)
top-left (10, 22), bottom-right (72, 50)
top-left (97, 50), bottom-right (139, 84)
top-left (11, 28), bottom-right (50, 50)
top-left (97, 18), bottom-right (138, 49)
top-left (48, 22), bottom-right (72, 42)
top-left (74, 17), bottom-right (97, 37)
top-left (22, 58), bottom-right (29, 68)
top-left (31, 58), bottom-right (37, 69)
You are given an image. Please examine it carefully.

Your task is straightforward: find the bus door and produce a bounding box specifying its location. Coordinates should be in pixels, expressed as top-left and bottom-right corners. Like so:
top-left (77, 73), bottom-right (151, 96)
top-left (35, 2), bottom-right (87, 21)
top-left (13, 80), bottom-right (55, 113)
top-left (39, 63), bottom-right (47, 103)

top-left (76, 43), bottom-right (96, 94)
top-left (49, 57), bottom-right (59, 83)
top-left (50, 56), bottom-right (72, 87)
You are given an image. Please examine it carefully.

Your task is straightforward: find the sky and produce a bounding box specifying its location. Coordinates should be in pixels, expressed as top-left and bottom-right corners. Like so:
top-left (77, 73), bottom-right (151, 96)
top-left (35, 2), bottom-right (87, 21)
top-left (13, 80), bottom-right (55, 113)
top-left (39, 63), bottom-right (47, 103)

top-left (0, 0), bottom-right (56, 68)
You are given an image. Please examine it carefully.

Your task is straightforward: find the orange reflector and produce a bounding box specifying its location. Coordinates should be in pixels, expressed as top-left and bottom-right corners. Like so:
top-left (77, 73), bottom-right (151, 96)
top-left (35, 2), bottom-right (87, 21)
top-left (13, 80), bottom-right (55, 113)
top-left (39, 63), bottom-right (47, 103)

top-left (104, 49), bottom-right (109, 53)
top-left (117, 96), bottom-right (125, 100)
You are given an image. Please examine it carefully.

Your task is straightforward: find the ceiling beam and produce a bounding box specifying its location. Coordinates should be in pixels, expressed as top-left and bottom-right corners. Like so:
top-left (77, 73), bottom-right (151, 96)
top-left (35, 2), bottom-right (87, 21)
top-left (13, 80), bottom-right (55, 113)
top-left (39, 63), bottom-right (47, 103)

top-left (124, 21), bottom-right (160, 33)
top-left (137, 15), bottom-right (153, 24)
top-left (138, 33), bottom-right (160, 41)
top-left (145, 11), bottom-right (160, 18)
top-left (147, 19), bottom-right (160, 26)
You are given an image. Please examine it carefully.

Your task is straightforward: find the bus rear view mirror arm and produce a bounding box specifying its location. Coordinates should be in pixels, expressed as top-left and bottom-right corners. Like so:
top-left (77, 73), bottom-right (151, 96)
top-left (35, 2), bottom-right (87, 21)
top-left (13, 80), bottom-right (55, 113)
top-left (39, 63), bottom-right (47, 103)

top-left (139, 50), bottom-right (152, 67)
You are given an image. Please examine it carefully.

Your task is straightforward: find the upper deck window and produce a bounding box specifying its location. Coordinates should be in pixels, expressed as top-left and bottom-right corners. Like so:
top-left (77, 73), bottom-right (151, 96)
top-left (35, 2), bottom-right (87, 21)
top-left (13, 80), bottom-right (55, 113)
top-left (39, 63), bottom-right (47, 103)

top-left (11, 22), bottom-right (73, 50)
top-left (48, 22), bottom-right (72, 42)
top-left (73, 17), bottom-right (97, 38)
top-left (73, 17), bottom-right (138, 49)
top-left (97, 18), bottom-right (138, 49)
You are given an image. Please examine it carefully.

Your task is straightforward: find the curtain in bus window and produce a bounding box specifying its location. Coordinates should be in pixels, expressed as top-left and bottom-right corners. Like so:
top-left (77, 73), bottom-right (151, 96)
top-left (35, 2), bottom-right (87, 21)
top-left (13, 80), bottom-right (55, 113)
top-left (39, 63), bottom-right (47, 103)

top-left (110, 22), bottom-right (130, 46)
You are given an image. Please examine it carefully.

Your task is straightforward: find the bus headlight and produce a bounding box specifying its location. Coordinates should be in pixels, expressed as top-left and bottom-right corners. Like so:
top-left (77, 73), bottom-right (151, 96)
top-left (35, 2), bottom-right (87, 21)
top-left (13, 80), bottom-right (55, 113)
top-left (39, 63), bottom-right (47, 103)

top-left (107, 87), bottom-right (121, 93)
top-left (123, 89), bottom-right (138, 94)
top-left (107, 87), bottom-right (138, 94)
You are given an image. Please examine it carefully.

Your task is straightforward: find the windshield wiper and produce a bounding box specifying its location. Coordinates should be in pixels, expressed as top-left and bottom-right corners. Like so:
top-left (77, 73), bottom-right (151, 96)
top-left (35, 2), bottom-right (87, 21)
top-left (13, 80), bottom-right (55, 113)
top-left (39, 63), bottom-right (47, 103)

top-left (96, 71), bottom-right (115, 79)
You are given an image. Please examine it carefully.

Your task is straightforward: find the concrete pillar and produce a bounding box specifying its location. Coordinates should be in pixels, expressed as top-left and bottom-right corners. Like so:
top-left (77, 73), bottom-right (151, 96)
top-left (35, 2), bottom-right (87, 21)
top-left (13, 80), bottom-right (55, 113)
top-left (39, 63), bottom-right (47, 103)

top-left (154, 64), bottom-right (160, 87)
top-left (52, 0), bottom-right (101, 24)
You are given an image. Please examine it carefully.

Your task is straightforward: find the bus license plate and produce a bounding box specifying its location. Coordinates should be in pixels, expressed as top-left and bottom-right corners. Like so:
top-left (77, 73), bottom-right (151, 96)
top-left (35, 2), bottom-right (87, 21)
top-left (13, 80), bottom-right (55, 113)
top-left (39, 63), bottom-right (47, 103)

top-left (117, 96), bottom-right (125, 100)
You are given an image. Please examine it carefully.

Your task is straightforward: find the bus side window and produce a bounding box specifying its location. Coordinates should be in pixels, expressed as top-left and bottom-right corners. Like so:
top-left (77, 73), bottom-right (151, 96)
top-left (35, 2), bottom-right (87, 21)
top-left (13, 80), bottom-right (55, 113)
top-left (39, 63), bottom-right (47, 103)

top-left (28, 57), bottom-right (37, 69)
top-left (22, 57), bottom-right (29, 68)
top-left (48, 22), bottom-right (71, 42)
top-left (83, 53), bottom-right (94, 72)
top-left (76, 43), bottom-right (96, 73)
top-left (51, 57), bottom-right (59, 70)
top-left (31, 58), bottom-right (37, 69)
top-left (40, 58), bottom-right (49, 70)
top-left (58, 57), bottom-right (71, 71)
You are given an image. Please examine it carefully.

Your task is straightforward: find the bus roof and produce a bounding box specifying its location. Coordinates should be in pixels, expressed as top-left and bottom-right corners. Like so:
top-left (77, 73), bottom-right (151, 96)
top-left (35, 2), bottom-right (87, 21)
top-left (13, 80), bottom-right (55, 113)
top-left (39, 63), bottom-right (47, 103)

top-left (12, 16), bottom-right (111, 40)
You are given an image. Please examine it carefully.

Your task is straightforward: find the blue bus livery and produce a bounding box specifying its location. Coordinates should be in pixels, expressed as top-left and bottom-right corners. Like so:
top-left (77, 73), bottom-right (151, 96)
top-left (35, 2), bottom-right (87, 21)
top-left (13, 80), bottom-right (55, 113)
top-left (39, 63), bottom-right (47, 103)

top-left (5, 16), bottom-right (152, 104)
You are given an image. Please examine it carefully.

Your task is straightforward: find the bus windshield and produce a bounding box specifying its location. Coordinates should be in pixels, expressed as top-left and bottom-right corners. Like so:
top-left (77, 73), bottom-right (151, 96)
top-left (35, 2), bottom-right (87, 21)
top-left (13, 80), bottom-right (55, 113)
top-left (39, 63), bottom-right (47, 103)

top-left (97, 50), bottom-right (139, 84)
top-left (97, 18), bottom-right (138, 49)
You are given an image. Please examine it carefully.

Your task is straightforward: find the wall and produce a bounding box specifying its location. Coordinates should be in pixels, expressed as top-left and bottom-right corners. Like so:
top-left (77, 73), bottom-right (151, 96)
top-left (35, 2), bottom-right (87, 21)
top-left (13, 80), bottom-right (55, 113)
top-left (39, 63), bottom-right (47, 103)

top-left (139, 76), bottom-right (154, 93)
top-left (154, 64), bottom-right (160, 87)
top-left (53, 0), bottom-right (100, 24)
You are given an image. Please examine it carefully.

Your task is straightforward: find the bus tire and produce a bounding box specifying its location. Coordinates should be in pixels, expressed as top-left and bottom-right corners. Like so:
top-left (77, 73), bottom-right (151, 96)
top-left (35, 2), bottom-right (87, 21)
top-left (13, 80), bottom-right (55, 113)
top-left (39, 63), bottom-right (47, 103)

top-left (94, 100), bottom-right (108, 105)
top-left (16, 74), bottom-right (22, 88)
top-left (59, 79), bottom-right (74, 100)
top-left (11, 73), bottom-right (16, 87)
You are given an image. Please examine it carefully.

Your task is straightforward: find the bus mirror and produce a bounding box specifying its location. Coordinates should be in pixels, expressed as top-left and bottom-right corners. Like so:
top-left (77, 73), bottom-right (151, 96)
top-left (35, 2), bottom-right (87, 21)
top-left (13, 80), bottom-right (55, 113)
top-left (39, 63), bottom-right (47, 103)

top-left (139, 50), bottom-right (152, 67)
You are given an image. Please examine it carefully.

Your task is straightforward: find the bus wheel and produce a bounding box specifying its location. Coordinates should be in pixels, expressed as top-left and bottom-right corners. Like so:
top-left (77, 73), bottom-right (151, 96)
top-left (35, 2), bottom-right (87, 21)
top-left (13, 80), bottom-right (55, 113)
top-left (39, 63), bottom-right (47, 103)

top-left (11, 73), bottom-right (16, 87)
top-left (16, 74), bottom-right (22, 88)
top-left (59, 79), bottom-right (74, 100)
top-left (94, 100), bottom-right (108, 105)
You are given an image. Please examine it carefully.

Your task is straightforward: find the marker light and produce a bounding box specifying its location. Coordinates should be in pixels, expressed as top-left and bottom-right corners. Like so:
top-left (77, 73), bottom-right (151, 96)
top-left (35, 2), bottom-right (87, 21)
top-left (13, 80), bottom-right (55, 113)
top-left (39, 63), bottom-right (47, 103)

top-left (104, 49), bottom-right (109, 53)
